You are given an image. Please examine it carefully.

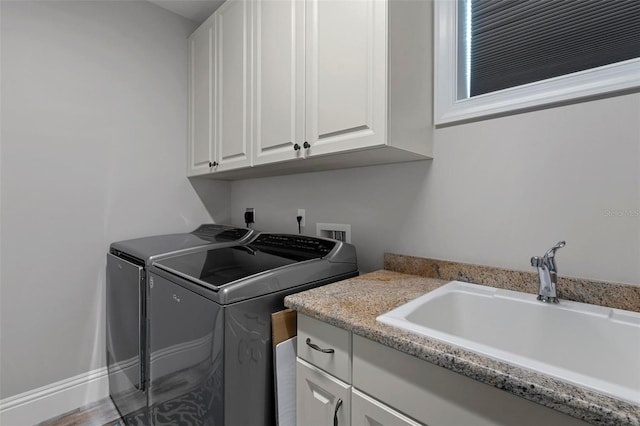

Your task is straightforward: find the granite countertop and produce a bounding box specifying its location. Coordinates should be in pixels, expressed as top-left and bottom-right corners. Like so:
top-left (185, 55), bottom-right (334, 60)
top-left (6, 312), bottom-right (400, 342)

top-left (284, 270), bottom-right (640, 426)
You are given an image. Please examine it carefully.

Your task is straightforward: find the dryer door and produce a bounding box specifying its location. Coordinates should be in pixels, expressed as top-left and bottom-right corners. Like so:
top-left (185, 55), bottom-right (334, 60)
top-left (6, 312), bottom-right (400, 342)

top-left (106, 253), bottom-right (147, 423)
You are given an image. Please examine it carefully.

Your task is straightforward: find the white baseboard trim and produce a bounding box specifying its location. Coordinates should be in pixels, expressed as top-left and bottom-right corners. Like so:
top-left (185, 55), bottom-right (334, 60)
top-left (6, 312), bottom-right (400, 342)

top-left (0, 367), bottom-right (109, 426)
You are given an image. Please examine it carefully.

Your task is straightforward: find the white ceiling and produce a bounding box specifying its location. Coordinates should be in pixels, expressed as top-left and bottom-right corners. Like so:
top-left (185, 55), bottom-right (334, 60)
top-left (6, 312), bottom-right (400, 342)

top-left (146, 0), bottom-right (224, 24)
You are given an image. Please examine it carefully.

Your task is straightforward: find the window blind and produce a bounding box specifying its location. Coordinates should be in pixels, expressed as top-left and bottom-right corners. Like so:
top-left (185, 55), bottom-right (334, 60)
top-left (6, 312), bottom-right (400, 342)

top-left (469, 0), bottom-right (640, 97)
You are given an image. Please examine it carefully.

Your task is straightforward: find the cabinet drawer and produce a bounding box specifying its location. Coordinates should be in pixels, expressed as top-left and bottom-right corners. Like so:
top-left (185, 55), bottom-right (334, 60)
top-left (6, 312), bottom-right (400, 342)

top-left (352, 389), bottom-right (423, 426)
top-left (297, 358), bottom-right (351, 426)
top-left (297, 314), bottom-right (351, 382)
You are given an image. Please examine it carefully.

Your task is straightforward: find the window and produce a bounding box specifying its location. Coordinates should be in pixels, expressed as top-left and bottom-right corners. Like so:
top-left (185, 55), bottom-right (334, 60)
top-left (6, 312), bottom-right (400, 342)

top-left (435, 0), bottom-right (640, 125)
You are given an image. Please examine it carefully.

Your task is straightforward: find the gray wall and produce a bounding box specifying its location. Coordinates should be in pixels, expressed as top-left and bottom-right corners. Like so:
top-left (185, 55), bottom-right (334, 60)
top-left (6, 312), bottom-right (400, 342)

top-left (0, 0), bottom-right (228, 398)
top-left (1, 0), bottom-right (638, 404)
top-left (230, 93), bottom-right (640, 285)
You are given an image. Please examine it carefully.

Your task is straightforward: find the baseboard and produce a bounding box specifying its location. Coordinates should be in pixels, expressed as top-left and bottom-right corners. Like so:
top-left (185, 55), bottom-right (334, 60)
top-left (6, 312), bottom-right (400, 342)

top-left (0, 336), bottom-right (213, 425)
top-left (0, 367), bottom-right (109, 426)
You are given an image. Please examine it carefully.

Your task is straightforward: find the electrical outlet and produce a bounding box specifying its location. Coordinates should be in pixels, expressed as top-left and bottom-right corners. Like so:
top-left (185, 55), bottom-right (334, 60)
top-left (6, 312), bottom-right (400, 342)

top-left (244, 207), bottom-right (255, 225)
top-left (297, 209), bottom-right (306, 227)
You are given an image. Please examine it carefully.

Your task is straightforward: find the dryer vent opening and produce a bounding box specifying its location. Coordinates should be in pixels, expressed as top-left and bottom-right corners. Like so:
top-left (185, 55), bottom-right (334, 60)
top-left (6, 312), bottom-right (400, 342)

top-left (316, 223), bottom-right (351, 243)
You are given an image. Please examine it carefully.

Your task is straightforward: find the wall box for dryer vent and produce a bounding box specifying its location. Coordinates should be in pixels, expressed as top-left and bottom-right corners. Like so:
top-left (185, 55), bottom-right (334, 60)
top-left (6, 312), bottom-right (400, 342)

top-left (316, 223), bottom-right (351, 243)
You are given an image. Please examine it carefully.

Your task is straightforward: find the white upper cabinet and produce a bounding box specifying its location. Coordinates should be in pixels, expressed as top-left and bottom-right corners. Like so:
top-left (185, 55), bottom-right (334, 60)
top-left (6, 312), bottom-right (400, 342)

top-left (187, 17), bottom-right (214, 177)
top-left (251, 0), bottom-right (305, 165)
top-left (214, 0), bottom-right (251, 171)
top-left (304, 0), bottom-right (387, 156)
top-left (188, 0), bottom-right (433, 179)
top-left (187, 0), bottom-right (251, 178)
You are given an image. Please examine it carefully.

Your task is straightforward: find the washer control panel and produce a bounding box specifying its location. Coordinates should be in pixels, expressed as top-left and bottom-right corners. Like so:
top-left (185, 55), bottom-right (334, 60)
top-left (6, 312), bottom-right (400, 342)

top-left (252, 234), bottom-right (336, 258)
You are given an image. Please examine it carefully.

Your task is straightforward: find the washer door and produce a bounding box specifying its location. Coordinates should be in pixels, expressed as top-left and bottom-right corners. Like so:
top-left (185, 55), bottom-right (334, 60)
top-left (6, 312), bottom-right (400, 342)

top-left (148, 272), bottom-right (224, 426)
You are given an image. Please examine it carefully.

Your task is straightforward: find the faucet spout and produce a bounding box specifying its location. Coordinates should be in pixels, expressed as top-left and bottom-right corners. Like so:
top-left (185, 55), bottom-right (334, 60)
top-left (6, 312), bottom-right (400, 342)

top-left (544, 240), bottom-right (566, 260)
top-left (531, 241), bottom-right (565, 303)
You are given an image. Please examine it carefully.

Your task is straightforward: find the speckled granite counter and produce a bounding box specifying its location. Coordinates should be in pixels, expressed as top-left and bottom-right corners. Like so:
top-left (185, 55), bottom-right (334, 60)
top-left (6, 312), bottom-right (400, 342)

top-left (284, 270), bottom-right (640, 426)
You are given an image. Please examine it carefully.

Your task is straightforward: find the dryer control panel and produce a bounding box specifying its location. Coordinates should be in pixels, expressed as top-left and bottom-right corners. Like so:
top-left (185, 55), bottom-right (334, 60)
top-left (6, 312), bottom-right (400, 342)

top-left (192, 224), bottom-right (252, 242)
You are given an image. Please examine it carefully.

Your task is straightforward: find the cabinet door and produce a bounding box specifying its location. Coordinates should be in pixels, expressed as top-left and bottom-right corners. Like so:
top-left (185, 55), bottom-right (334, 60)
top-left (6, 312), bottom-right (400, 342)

top-left (187, 18), bottom-right (214, 176)
top-left (297, 358), bottom-right (351, 426)
top-left (215, 0), bottom-right (251, 171)
top-left (252, 0), bottom-right (305, 165)
top-left (305, 0), bottom-right (387, 157)
top-left (352, 389), bottom-right (423, 426)
top-left (353, 335), bottom-right (590, 426)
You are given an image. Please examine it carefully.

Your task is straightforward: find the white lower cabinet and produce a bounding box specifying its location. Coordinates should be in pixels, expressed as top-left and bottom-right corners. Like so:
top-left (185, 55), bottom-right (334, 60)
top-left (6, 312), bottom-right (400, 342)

top-left (297, 358), bottom-right (351, 426)
top-left (352, 335), bottom-right (589, 426)
top-left (352, 389), bottom-right (422, 426)
top-left (296, 314), bottom-right (590, 426)
top-left (297, 314), bottom-right (351, 383)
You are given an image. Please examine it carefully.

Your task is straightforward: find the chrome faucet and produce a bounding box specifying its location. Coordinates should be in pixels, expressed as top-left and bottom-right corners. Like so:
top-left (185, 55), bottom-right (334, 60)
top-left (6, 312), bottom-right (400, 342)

top-left (531, 241), bottom-right (565, 303)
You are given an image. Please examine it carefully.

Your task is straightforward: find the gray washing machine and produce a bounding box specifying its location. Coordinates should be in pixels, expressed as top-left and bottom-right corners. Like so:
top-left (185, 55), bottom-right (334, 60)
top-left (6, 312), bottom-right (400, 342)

top-left (106, 224), bottom-right (255, 425)
top-left (147, 233), bottom-right (358, 426)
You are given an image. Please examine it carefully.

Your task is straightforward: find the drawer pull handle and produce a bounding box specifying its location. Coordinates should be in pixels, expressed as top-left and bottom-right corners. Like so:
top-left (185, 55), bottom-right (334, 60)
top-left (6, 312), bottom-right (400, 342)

top-left (306, 337), bottom-right (335, 354)
top-left (333, 398), bottom-right (343, 426)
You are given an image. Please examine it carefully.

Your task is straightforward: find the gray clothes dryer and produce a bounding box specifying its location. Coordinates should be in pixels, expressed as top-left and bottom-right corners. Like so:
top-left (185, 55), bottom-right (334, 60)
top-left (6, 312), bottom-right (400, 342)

top-left (106, 224), bottom-right (255, 425)
top-left (147, 234), bottom-right (358, 426)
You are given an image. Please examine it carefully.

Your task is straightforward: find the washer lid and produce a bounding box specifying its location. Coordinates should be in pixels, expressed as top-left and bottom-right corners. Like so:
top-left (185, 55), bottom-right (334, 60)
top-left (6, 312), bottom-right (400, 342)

top-left (154, 246), bottom-right (297, 288)
top-left (110, 225), bottom-right (251, 261)
top-left (154, 234), bottom-right (337, 289)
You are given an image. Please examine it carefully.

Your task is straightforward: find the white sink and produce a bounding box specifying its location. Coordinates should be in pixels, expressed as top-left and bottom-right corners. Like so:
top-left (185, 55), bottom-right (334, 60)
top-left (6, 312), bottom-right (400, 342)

top-left (377, 281), bottom-right (640, 404)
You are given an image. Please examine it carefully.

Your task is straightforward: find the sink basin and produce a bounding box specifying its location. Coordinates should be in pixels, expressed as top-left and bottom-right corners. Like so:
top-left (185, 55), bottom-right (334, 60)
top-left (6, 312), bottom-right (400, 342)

top-left (377, 281), bottom-right (640, 404)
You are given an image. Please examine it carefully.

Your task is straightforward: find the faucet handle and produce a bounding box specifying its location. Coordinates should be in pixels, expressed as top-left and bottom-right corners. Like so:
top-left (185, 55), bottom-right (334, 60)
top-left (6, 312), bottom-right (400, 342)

top-left (544, 241), bottom-right (566, 258)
